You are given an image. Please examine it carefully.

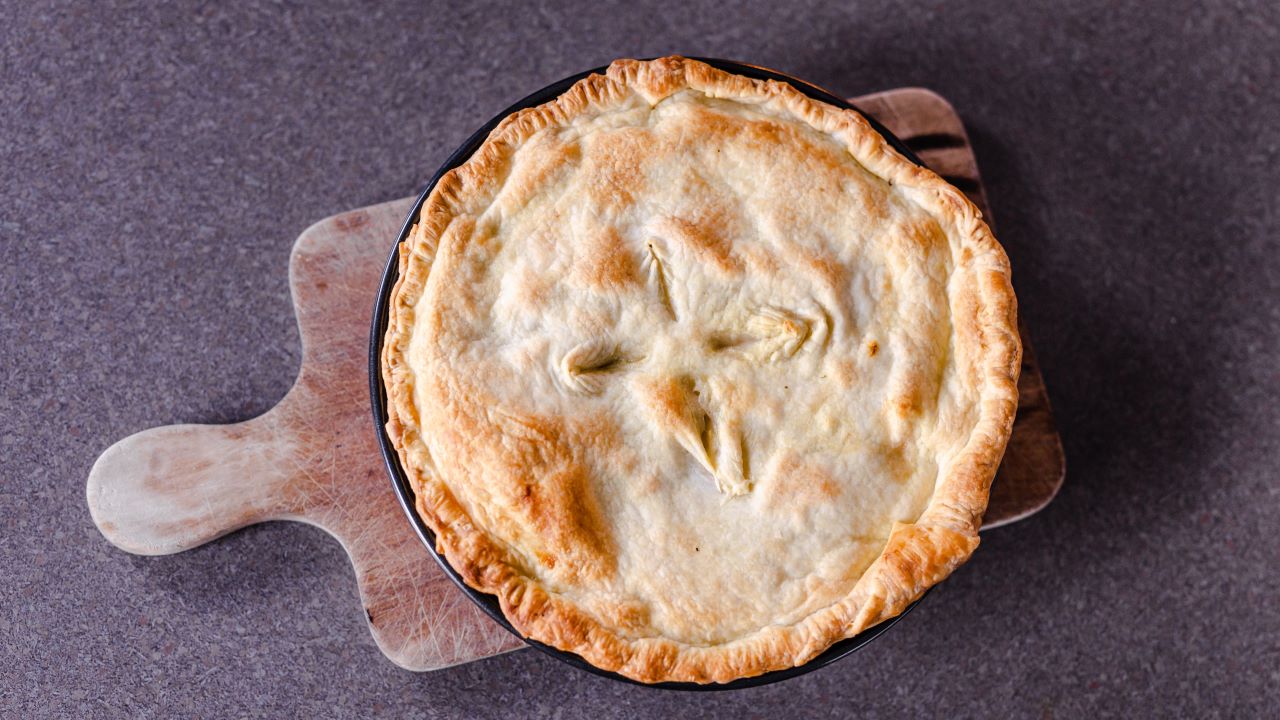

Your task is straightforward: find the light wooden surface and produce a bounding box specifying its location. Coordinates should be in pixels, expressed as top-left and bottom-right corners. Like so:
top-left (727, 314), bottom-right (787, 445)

top-left (86, 88), bottom-right (1064, 672)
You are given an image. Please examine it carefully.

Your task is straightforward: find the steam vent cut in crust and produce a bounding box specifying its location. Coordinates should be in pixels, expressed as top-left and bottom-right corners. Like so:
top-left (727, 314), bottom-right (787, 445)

top-left (381, 57), bottom-right (1021, 684)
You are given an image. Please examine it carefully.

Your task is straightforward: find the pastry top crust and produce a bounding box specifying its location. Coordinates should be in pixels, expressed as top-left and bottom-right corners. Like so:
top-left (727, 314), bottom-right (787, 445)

top-left (381, 57), bottom-right (1020, 684)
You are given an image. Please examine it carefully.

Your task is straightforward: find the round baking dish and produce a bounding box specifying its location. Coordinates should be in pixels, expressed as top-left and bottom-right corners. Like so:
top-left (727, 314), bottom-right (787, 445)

top-left (369, 58), bottom-right (928, 690)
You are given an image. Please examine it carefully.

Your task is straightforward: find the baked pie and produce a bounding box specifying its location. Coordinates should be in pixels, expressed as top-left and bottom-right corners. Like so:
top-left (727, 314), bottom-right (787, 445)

top-left (381, 57), bottom-right (1020, 684)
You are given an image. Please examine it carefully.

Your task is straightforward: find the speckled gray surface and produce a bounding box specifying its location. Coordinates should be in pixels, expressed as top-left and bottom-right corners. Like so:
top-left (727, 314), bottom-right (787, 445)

top-left (3, 0), bottom-right (1278, 717)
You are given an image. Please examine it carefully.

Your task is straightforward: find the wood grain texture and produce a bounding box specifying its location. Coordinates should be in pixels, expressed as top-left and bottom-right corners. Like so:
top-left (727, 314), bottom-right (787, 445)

top-left (87, 199), bottom-right (525, 670)
top-left (86, 88), bottom-right (1064, 672)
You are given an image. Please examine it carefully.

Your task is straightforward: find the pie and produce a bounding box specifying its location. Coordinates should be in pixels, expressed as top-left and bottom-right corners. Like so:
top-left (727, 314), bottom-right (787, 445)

top-left (381, 57), bottom-right (1020, 684)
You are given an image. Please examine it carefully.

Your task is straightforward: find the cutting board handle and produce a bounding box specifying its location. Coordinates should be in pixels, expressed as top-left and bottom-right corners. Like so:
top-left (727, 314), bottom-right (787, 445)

top-left (86, 410), bottom-right (297, 556)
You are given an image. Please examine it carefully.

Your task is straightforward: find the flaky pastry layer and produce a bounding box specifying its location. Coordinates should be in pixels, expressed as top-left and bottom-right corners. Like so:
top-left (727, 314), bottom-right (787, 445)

top-left (382, 57), bottom-right (1020, 684)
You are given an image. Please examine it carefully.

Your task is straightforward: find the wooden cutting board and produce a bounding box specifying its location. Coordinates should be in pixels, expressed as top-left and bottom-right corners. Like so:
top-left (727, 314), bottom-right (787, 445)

top-left (86, 88), bottom-right (1064, 672)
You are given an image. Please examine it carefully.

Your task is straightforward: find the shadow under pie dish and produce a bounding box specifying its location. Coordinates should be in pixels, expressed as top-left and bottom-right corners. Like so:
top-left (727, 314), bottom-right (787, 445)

top-left (374, 57), bottom-right (1021, 686)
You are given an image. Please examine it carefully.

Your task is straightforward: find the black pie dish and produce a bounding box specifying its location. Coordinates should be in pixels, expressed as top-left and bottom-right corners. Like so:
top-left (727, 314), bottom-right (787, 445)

top-left (369, 58), bottom-right (926, 690)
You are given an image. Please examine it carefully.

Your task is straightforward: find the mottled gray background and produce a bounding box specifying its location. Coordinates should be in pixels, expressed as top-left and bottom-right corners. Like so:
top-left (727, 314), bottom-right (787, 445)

top-left (3, 0), bottom-right (1278, 717)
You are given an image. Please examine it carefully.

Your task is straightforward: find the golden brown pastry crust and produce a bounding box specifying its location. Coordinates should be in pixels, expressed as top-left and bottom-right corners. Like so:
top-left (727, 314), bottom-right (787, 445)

top-left (382, 57), bottom-right (1020, 684)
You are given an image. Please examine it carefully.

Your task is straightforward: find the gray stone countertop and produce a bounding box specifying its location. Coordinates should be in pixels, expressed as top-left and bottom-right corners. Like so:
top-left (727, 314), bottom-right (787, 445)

top-left (2, 1), bottom-right (1277, 717)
